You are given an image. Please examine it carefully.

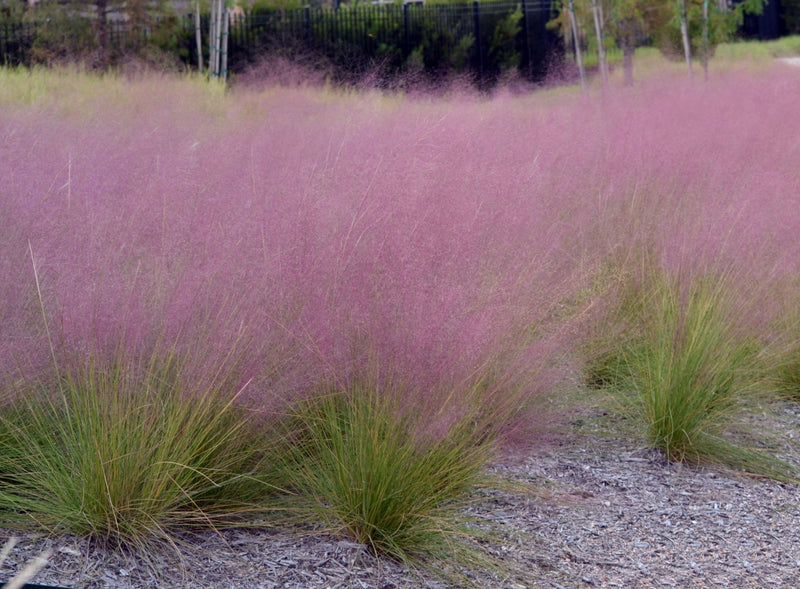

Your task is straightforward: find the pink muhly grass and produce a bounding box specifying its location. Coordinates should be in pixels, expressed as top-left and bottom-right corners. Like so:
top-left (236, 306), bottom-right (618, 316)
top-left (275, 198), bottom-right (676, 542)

top-left (1, 66), bottom-right (800, 443)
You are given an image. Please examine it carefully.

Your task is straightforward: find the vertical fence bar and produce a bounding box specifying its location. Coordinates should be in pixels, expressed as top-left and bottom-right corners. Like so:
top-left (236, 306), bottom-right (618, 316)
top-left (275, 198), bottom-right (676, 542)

top-left (304, 5), bottom-right (311, 49)
top-left (244, 11), bottom-right (249, 51)
top-left (473, 0), bottom-right (482, 79)
top-left (520, 0), bottom-right (527, 78)
top-left (360, 6), bottom-right (366, 55)
top-left (403, 2), bottom-right (410, 58)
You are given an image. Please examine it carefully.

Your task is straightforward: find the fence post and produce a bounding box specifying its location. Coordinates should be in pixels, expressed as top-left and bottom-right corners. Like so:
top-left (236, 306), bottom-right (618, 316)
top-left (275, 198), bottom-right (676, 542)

top-left (305, 5), bottom-right (311, 48)
top-left (521, 0), bottom-right (532, 80)
top-left (403, 2), bottom-right (410, 58)
top-left (96, 0), bottom-right (109, 66)
top-left (472, 0), bottom-right (482, 79)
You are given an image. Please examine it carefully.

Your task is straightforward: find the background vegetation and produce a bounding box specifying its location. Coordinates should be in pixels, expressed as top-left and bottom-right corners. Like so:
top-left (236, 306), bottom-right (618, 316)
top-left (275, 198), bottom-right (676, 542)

top-left (1, 0), bottom-right (797, 86)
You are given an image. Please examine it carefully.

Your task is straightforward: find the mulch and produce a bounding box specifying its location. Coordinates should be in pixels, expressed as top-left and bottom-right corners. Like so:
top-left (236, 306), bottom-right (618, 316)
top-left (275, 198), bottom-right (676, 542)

top-left (2, 403), bottom-right (799, 588)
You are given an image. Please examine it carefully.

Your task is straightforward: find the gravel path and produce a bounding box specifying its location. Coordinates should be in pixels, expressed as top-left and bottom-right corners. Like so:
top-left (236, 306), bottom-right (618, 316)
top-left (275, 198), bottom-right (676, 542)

top-left (2, 404), bottom-right (799, 588)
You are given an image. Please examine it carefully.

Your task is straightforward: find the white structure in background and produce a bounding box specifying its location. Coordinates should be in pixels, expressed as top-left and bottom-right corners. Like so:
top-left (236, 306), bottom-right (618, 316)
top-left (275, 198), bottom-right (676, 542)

top-left (198, 0), bottom-right (230, 81)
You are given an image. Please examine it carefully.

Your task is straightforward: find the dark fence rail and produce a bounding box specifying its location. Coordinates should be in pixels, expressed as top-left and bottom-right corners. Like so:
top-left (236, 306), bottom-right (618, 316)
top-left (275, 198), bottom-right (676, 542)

top-left (0, 1), bottom-right (559, 84)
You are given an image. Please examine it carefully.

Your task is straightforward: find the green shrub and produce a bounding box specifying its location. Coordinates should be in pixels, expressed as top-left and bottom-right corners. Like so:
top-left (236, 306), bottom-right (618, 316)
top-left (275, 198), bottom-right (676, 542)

top-left (0, 345), bottom-right (271, 551)
top-left (488, 6), bottom-right (522, 72)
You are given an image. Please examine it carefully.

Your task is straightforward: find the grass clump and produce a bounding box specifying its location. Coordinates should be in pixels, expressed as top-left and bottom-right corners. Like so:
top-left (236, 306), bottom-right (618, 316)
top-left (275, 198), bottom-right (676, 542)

top-left (625, 273), bottom-right (751, 463)
top-left (271, 381), bottom-right (500, 578)
top-left (587, 267), bottom-right (796, 480)
top-left (0, 345), bottom-right (270, 551)
top-left (770, 349), bottom-right (800, 400)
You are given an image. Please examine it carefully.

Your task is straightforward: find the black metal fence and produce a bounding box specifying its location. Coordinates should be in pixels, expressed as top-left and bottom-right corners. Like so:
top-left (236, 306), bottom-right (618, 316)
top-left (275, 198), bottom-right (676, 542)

top-left (0, 1), bottom-right (559, 83)
top-left (0, 20), bottom-right (36, 66)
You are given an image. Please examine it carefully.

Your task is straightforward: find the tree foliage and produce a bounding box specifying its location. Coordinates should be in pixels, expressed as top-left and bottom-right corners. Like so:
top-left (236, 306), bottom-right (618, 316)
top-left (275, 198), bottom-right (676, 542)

top-left (489, 5), bottom-right (523, 71)
top-left (10, 0), bottom-right (183, 66)
top-left (784, 0), bottom-right (800, 34)
top-left (550, 0), bottom-right (769, 84)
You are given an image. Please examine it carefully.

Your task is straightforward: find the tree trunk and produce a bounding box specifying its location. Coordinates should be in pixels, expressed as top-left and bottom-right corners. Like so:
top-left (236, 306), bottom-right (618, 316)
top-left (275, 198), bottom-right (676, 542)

top-left (678, 0), bottom-right (693, 78)
top-left (597, 0), bottom-right (609, 83)
top-left (591, 0), bottom-right (608, 86)
top-left (702, 0), bottom-right (709, 81)
top-left (208, 0), bottom-right (217, 74)
top-left (622, 38), bottom-right (634, 86)
top-left (567, 0), bottom-right (587, 92)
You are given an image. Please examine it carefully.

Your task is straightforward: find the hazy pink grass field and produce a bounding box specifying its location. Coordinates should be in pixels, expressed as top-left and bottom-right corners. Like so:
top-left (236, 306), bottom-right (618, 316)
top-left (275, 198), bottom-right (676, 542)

top-left (2, 65), bottom-right (800, 434)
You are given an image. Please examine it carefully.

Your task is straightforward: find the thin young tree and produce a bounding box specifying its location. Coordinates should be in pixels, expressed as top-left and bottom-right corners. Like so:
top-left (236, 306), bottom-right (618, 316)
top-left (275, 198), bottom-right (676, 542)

top-left (567, 0), bottom-right (588, 91)
top-left (679, 0), bottom-right (763, 81)
top-left (590, 0), bottom-right (609, 86)
top-left (678, 0), bottom-right (693, 77)
top-left (603, 0), bottom-right (692, 84)
top-left (551, 0), bottom-right (660, 87)
top-left (612, 9), bottom-right (639, 85)
top-left (701, 0), bottom-right (710, 80)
